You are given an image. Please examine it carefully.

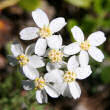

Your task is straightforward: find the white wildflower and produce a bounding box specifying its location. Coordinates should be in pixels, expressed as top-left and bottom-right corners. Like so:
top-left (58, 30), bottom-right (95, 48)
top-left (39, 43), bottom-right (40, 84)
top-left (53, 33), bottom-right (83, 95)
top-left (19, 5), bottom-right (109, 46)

top-left (22, 75), bottom-right (59, 104)
top-left (45, 34), bottom-right (67, 72)
top-left (9, 42), bottom-right (45, 80)
top-left (64, 26), bottom-right (106, 62)
top-left (44, 56), bottom-right (92, 99)
top-left (20, 9), bottom-right (66, 56)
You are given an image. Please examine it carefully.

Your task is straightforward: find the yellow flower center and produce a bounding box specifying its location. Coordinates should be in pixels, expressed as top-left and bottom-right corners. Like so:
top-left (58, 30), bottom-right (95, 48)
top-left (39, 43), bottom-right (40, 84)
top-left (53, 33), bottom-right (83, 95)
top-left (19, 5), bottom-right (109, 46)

top-left (48, 49), bottom-right (63, 63)
top-left (39, 26), bottom-right (52, 38)
top-left (34, 77), bottom-right (46, 90)
top-left (80, 40), bottom-right (91, 51)
top-left (16, 54), bottom-right (29, 66)
top-left (64, 71), bottom-right (77, 82)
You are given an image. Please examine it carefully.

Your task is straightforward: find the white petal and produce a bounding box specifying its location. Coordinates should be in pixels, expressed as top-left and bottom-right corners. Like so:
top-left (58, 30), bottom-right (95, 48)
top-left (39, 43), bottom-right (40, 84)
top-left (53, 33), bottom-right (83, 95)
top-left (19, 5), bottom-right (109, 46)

top-left (79, 51), bottom-right (89, 66)
top-left (63, 42), bottom-right (80, 55)
top-left (49, 17), bottom-right (66, 33)
top-left (28, 55), bottom-right (45, 68)
top-left (35, 38), bottom-right (47, 56)
top-left (67, 55), bottom-right (79, 71)
top-left (32, 9), bottom-right (49, 28)
top-left (22, 65), bottom-right (39, 80)
top-left (36, 90), bottom-right (48, 104)
top-left (88, 31), bottom-right (106, 46)
top-left (44, 84), bottom-right (59, 98)
top-left (36, 90), bottom-right (43, 104)
top-left (69, 81), bottom-right (81, 99)
top-left (75, 65), bottom-right (92, 79)
top-left (20, 27), bottom-right (39, 40)
top-left (71, 26), bottom-right (84, 42)
top-left (62, 83), bottom-right (72, 98)
top-left (47, 35), bottom-right (62, 49)
top-left (58, 61), bottom-right (67, 68)
top-left (44, 69), bottom-right (64, 83)
top-left (88, 46), bottom-right (104, 62)
top-left (25, 43), bottom-right (35, 56)
top-left (53, 83), bottom-right (63, 95)
top-left (11, 41), bottom-right (23, 57)
top-left (44, 48), bottom-right (51, 57)
top-left (22, 80), bottom-right (34, 90)
top-left (46, 62), bottom-right (61, 72)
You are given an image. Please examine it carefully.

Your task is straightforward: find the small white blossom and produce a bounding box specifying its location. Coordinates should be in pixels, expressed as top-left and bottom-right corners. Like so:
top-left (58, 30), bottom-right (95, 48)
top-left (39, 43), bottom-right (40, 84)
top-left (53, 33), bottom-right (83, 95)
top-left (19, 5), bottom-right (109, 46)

top-left (45, 35), bottom-right (67, 72)
top-left (44, 55), bottom-right (92, 99)
top-left (22, 75), bottom-right (59, 104)
top-left (9, 42), bottom-right (45, 80)
top-left (64, 26), bottom-right (106, 62)
top-left (20, 9), bottom-right (67, 56)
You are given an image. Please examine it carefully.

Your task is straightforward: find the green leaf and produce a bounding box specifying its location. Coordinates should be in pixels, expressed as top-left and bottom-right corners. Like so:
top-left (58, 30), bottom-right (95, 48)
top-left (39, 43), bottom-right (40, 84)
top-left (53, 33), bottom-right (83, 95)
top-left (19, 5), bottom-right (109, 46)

top-left (18, 0), bottom-right (41, 11)
top-left (93, 0), bottom-right (103, 14)
top-left (101, 66), bottom-right (110, 83)
top-left (81, 15), bottom-right (97, 36)
top-left (65, 0), bottom-right (91, 8)
top-left (102, 19), bottom-right (110, 29)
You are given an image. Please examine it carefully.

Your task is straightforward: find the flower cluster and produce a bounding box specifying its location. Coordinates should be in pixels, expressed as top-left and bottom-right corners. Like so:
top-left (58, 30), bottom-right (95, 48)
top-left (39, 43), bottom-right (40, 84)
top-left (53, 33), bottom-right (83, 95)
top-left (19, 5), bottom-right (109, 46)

top-left (8, 9), bottom-right (106, 104)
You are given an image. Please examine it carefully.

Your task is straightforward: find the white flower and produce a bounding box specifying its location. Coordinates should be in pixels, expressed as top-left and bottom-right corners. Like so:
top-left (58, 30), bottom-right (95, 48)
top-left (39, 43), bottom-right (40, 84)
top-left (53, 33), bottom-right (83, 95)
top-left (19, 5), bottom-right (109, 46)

top-left (44, 56), bottom-right (92, 99)
top-left (20, 8), bottom-right (67, 56)
top-left (45, 34), bottom-right (67, 72)
top-left (64, 26), bottom-right (106, 62)
top-left (22, 75), bottom-right (59, 104)
top-left (8, 42), bottom-right (45, 80)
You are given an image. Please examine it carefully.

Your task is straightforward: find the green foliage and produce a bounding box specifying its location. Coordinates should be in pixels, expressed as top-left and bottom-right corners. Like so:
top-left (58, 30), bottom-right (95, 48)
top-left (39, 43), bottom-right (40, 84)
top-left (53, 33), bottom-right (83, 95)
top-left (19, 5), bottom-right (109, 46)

top-left (101, 66), bottom-right (110, 83)
top-left (18, 0), bottom-right (41, 11)
top-left (65, 0), bottom-right (91, 8)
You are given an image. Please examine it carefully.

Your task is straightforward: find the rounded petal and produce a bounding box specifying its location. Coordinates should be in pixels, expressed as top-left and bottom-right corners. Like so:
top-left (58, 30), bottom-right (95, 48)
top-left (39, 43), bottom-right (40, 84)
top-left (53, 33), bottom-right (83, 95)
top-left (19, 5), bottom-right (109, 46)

top-left (75, 65), bottom-right (92, 80)
top-left (71, 26), bottom-right (84, 42)
top-left (47, 35), bottom-right (62, 49)
top-left (22, 80), bottom-right (34, 90)
top-left (46, 62), bottom-right (61, 72)
top-left (62, 83), bottom-right (72, 98)
top-left (49, 17), bottom-right (66, 33)
top-left (88, 46), bottom-right (104, 62)
top-left (79, 51), bottom-right (89, 66)
top-left (67, 55), bottom-right (79, 71)
top-left (11, 41), bottom-right (23, 57)
top-left (36, 90), bottom-right (48, 104)
top-left (25, 43), bottom-right (35, 56)
top-left (44, 84), bottom-right (59, 98)
top-left (88, 31), bottom-right (106, 46)
top-left (22, 65), bottom-right (39, 80)
top-left (36, 90), bottom-right (43, 104)
top-left (69, 81), bottom-right (81, 99)
top-left (20, 27), bottom-right (39, 40)
top-left (35, 38), bottom-right (47, 56)
top-left (32, 9), bottom-right (49, 28)
top-left (63, 42), bottom-right (80, 55)
top-left (28, 55), bottom-right (45, 68)
top-left (44, 69), bottom-right (64, 83)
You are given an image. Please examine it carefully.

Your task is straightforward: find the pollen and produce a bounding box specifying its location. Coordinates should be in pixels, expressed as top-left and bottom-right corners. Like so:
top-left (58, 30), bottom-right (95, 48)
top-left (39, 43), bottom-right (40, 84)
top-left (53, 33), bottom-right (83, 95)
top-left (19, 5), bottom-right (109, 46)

top-left (64, 71), bottom-right (77, 82)
top-left (34, 77), bottom-right (46, 90)
top-left (80, 40), bottom-right (91, 51)
top-left (48, 49), bottom-right (63, 63)
top-left (16, 54), bottom-right (29, 66)
top-left (39, 26), bottom-right (52, 38)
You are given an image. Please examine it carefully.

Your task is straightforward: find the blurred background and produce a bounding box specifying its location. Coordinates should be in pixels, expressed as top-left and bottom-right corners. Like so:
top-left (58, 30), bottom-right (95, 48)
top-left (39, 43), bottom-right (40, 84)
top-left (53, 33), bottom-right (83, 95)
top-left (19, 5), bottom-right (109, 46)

top-left (0, 0), bottom-right (110, 110)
